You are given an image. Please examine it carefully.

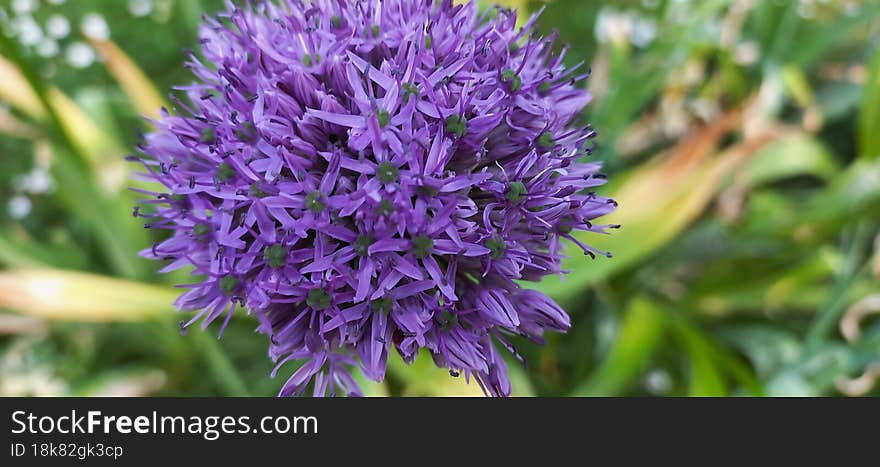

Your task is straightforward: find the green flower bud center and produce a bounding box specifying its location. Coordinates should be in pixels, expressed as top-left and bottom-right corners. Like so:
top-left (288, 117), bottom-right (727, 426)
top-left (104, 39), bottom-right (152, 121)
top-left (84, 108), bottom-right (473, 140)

top-left (371, 296), bottom-right (393, 314)
top-left (305, 191), bottom-right (325, 213)
top-left (302, 54), bottom-right (313, 67)
top-left (249, 183), bottom-right (266, 198)
top-left (437, 311), bottom-right (458, 331)
top-left (506, 181), bottom-right (527, 202)
top-left (418, 184), bottom-right (439, 197)
top-left (412, 235), bottom-right (434, 259)
top-left (402, 83), bottom-right (420, 102)
top-left (537, 131), bottom-right (555, 148)
top-left (263, 244), bottom-right (287, 269)
top-left (193, 223), bottom-right (209, 236)
top-left (219, 275), bottom-right (238, 296)
top-left (444, 115), bottom-right (467, 138)
top-left (354, 234), bottom-right (373, 257)
top-left (377, 199), bottom-right (394, 216)
top-left (217, 162), bottom-right (235, 182)
top-left (330, 16), bottom-right (341, 28)
top-left (307, 288), bottom-right (331, 310)
top-left (199, 127), bottom-right (215, 143)
top-left (486, 236), bottom-right (506, 259)
top-left (376, 109), bottom-right (390, 127)
top-left (501, 69), bottom-right (521, 92)
top-left (376, 161), bottom-right (399, 183)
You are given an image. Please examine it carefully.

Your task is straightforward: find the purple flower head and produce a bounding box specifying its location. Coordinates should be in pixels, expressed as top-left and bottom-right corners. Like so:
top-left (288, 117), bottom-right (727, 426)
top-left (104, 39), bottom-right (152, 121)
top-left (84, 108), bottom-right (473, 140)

top-left (134, 0), bottom-right (616, 397)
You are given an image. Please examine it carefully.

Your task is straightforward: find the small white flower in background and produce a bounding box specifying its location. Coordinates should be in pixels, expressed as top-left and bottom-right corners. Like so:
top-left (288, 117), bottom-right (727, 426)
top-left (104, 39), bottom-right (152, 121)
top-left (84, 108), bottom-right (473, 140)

top-left (594, 7), bottom-right (657, 49)
top-left (645, 369), bottom-right (672, 395)
top-left (843, 2), bottom-right (860, 16)
top-left (45, 14), bottom-right (70, 39)
top-left (797, 0), bottom-right (816, 19)
top-left (36, 37), bottom-right (59, 57)
top-left (128, 0), bottom-right (153, 18)
top-left (81, 12), bottom-right (109, 40)
top-left (14, 15), bottom-right (42, 46)
top-left (65, 41), bottom-right (95, 69)
top-left (16, 167), bottom-right (52, 194)
top-left (630, 17), bottom-right (657, 48)
top-left (660, 94), bottom-right (691, 137)
top-left (0, 344), bottom-right (68, 397)
top-left (690, 97), bottom-right (721, 123)
top-left (734, 41), bottom-right (760, 66)
top-left (701, 19), bottom-right (722, 42)
top-left (11, 0), bottom-right (37, 15)
top-left (668, 0), bottom-right (692, 25)
top-left (0, 368), bottom-right (68, 397)
top-left (594, 8), bottom-right (629, 46)
top-left (7, 195), bottom-right (32, 219)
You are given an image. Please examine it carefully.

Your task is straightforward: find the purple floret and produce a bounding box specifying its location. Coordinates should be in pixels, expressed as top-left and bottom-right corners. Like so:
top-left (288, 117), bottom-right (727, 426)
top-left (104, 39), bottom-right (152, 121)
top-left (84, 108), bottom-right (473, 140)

top-left (134, 0), bottom-right (616, 397)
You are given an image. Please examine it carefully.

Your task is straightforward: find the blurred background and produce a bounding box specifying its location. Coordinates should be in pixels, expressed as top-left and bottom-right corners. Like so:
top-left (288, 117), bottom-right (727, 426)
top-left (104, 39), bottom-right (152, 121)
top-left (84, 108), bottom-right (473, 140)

top-left (0, 0), bottom-right (878, 397)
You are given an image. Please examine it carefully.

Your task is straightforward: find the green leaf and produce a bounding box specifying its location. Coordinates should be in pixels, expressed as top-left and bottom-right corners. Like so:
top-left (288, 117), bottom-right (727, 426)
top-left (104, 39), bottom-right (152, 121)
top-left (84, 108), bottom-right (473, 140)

top-left (190, 330), bottom-right (250, 397)
top-left (385, 347), bottom-right (535, 396)
top-left (670, 320), bottom-right (728, 396)
top-left (51, 148), bottom-right (152, 280)
top-left (805, 221), bottom-right (875, 350)
top-left (798, 158), bottom-right (880, 232)
top-left (0, 230), bottom-right (88, 269)
top-left (742, 134), bottom-right (838, 188)
top-left (859, 47), bottom-right (880, 160)
top-left (789, 2), bottom-right (880, 67)
top-left (351, 371), bottom-right (390, 397)
top-left (387, 350), bottom-right (484, 396)
top-left (572, 297), bottom-right (666, 396)
top-left (781, 65), bottom-right (814, 108)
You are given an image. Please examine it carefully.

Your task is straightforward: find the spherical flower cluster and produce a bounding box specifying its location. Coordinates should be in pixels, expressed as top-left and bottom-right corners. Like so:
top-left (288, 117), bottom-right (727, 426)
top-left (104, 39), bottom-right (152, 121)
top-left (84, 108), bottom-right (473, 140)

top-left (134, 0), bottom-right (616, 396)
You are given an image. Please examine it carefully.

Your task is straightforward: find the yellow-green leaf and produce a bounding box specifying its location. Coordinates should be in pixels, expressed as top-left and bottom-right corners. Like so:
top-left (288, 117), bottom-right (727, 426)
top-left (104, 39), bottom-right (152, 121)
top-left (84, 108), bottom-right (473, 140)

top-left (671, 320), bottom-right (728, 396)
top-left (0, 269), bottom-right (176, 322)
top-left (536, 110), bottom-right (778, 303)
top-left (89, 38), bottom-right (168, 119)
top-left (573, 297), bottom-right (666, 396)
top-left (0, 56), bottom-right (126, 172)
top-left (743, 133), bottom-right (838, 188)
top-left (859, 47), bottom-right (880, 160)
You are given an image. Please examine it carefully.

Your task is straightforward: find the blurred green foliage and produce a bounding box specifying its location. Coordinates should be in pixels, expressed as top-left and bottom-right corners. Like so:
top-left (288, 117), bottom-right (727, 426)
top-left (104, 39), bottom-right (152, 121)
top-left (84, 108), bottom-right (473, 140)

top-left (0, 0), bottom-right (878, 397)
